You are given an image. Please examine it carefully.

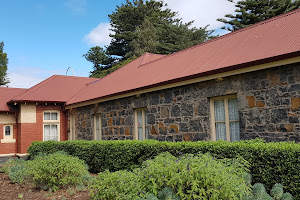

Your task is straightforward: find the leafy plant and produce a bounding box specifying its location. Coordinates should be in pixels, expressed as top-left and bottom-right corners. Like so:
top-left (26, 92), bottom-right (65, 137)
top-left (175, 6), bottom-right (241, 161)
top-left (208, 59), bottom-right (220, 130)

top-left (0, 158), bottom-right (26, 175)
top-left (137, 187), bottom-right (179, 200)
top-left (9, 162), bottom-right (28, 183)
top-left (90, 152), bottom-right (251, 200)
top-left (246, 183), bottom-right (293, 200)
top-left (157, 187), bottom-right (180, 200)
top-left (28, 139), bottom-right (300, 198)
top-left (26, 153), bottom-right (89, 191)
top-left (17, 193), bottom-right (24, 199)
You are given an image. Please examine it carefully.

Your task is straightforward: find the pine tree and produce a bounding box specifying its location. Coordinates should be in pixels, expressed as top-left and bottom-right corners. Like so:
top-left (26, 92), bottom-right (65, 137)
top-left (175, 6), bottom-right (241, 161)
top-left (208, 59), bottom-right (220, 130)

top-left (217, 0), bottom-right (300, 31)
top-left (84, 0), bottom-right (214, 77)
top-left (0, 41), bottom-right (9, 86)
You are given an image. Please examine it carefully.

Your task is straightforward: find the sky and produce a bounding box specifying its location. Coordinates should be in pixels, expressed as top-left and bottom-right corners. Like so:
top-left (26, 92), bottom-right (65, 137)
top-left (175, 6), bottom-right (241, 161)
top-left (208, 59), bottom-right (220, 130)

top-left (0, 0), bottom-right (236, 89)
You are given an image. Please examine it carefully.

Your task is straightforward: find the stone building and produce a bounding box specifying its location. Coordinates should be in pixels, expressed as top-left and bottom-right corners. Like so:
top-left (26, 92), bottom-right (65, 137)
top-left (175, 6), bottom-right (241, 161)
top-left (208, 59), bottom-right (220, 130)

top-left (65, 10), bottom-right (300, 143)
top-left (1, 9), bottom-right (300, 156)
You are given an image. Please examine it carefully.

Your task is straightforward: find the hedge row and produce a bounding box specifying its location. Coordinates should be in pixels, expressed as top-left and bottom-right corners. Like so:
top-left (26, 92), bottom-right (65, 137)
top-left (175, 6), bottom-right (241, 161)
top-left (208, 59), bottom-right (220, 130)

top-left (27, 139), bottom-right (300, 197)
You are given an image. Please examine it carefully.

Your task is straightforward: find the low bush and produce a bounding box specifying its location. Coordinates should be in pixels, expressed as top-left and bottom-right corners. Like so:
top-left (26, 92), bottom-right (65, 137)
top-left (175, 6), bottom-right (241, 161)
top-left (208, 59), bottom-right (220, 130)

top-left (27, 139), bottom-right (300, 197)
top-left (246, 183), bottom-right (294, 200)
top-left (0, 158), bottom-right (28, 183)
top-left (89, 152), bottom-right (251, 200)
top-left (9, 161), bottom-right (28, 183)
top-left (0, 158), bottom-right (26, 175)
top-left (26, 152), bottom-right (89, 191)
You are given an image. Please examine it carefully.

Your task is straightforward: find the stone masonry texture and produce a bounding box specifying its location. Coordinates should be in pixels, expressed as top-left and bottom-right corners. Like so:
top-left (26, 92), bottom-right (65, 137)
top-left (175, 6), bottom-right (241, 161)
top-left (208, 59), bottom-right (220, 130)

top-left (69, 63), bottom-right (300, 142)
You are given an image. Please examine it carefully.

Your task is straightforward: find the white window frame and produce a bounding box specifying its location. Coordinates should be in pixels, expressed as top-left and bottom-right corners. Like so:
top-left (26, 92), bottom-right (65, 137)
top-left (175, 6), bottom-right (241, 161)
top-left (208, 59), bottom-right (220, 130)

top-left (43, 110), bottom-right (60, 141)
top-left (94, 114), bottom-right (102, 140)
top-left (69, 113), bottom-right (76, 140)
top-left (210, 94), bottom-right (239, 142)
top-left (1, 125), bottom-right (16, 143)
top-left (134, 108), bottom-right (148, 140)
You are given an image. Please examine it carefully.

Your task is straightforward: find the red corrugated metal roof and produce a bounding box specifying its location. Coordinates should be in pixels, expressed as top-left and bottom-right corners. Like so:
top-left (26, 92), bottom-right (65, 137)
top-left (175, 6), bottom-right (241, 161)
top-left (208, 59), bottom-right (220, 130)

top-left (11, 75), bottom-right (99, 103)
top-left (0, 87), bottom-right (27, 112)
top-left (67, 9), bottom-right (300, 106)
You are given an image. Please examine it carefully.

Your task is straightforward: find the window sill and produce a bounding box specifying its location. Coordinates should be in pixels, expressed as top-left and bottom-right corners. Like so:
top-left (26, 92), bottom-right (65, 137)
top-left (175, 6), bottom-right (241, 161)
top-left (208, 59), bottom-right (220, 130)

top-left (1, 139), bottom-right (16, 143)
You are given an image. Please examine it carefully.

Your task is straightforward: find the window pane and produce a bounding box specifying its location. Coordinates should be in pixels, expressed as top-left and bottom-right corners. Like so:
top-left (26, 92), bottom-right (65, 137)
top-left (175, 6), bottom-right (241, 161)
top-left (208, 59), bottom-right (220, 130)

top-left (137, 110), bottom-right (143, 127)
top-left (51, 125), bottom-right (58, 141)
top-left (44, 125), bottom-right (50, 141)
top-left (216, 122), bottom-right (226, 141)
top-left (51, 113), bottom-right (58, 120)
top-left (145, 127), bottom-right (149, 139)
top-left (145, 112), bottom-right (148, 139)
top-left (228, 98), bottom-right (239, 121)
top-left (44, 113), bottom-right (50, 120)
top-left (230, 122), bottom-right (240, 142)
top-left (138, 127), bottom-right (143, 140)
top-left (214, 100), bottom-right (225, 121)
top-left (5, 126), bottom-right (11, 136)
top-left (96, 115), bottom-right (100, 140)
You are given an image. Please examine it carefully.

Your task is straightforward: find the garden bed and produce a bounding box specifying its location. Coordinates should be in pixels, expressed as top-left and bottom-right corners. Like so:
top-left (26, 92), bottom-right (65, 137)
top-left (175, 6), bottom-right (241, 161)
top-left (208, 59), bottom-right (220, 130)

top-left (0, 173), bottom-right (89, 200)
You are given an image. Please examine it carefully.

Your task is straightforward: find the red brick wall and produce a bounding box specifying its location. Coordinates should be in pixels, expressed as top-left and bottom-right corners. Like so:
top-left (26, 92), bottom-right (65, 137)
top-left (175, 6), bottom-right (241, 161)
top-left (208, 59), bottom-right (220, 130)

top-left (0, 124), bottom-right (17, 154)
top-left (17, 104), bottom-right (68, 154)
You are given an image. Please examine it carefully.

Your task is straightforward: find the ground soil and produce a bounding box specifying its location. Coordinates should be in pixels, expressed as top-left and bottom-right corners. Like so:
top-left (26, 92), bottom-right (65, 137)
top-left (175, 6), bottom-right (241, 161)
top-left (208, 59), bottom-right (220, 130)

top-left (0, 173), bottom-right (90, 200)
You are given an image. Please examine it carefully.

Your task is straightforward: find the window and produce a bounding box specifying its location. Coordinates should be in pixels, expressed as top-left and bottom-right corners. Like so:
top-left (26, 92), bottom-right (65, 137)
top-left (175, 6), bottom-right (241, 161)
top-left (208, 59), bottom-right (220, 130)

top-left (210, 95), bottom-right (240, 142)
top-left (69, 113), bottom-right (75, 140)
top-left (1, 125), bottom-right (16, 143)
top-left (134, 108), bottom-right (148, 140)
top-left (43, 111), bottom-right (60, 141)
top-left (94, 114), bottom-right (101, 140)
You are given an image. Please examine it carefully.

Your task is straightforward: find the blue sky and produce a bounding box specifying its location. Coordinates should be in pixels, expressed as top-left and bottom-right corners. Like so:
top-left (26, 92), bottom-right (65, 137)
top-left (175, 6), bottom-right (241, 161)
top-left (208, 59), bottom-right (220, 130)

top-left (0, 0), bottom-right (235, 88)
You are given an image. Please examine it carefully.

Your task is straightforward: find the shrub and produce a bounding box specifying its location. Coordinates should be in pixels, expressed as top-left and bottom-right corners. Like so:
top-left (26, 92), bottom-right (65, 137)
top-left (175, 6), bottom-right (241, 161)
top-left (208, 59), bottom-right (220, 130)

top-left (9, 161), bottom-right (28, 183)
top-left (246, 183), bottom-right (294, 200)
top-left (27, 139), bottom-right (300, 197)
top-left (26, 153), bottom-right (89, 191)
top-left (89, 152), bottom-right (251, 200)
top-left (0, 158), bottom-right (26, 175)
top-left (137, 187), bottom-right (179, 200)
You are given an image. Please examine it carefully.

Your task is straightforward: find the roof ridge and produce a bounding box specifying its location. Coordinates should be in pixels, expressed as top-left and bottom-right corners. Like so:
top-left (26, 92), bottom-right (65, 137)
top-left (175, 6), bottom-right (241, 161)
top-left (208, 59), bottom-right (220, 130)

top-left (66, 83), bottom-right (90, 105)
top-left (52, 74), bottom-right (99, 79)
top-left (66, 56), bottom-right (148, 104)
top-left (83, 55), bottom-right (145, 87)
top-left (12, 75), bottom-right (57, 101)
top-left (139, 53), bottom-right (150, 66)
top-left (135, 8), bottom-right (300, 69)
top-left (138, 53), bottom-right (166, 68)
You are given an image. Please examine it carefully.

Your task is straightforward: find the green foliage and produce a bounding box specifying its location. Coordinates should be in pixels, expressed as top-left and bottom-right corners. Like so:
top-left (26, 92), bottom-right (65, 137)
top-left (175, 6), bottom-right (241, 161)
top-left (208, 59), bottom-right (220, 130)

top-left (17, 193), bottom-right (24, 199)
top-left (9, 162), bottom-right (28, 183)
top-left (1, 158), bottom-right (26, 175)
top-left (26, 153), bottom-right (89, 191)
top-left (217, 0), bottom-right (300, 31)
top-left (82, 46), bottom-right (115, 76)
top-left (0, 158), bottom-right (28, 183)
top-left (157, 187), bottom-right (179, 200)
top-left (90, 153), bottom-right (250, 200)
top-left (0, 41), bottom-right (9, 86)
top-left (107, 0), bottom-right (213, 58)
top-left (85, 0), bottom-right (214, 77)
top-left (27, 139), bottom-right (300, 198)
top-left (136, 187), bottom-right (179, 200)
top-left (247, 183), bottom-right (294, 200)
top-left (91, 57), bottom-right (136, 78)
top-left (126, 18), bottom-right (159, 58)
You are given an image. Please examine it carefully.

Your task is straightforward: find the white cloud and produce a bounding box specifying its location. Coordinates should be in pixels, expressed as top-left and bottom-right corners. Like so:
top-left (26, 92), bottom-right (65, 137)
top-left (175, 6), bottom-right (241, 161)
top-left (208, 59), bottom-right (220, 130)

top-left (160, 0), bottom-right (236, 30)
top-left (64, 0), bottom-right (87, 15)
top-left (7, 67), bottom-right (64, 89)
top-left (84, 22), bottom-right (112, 46)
